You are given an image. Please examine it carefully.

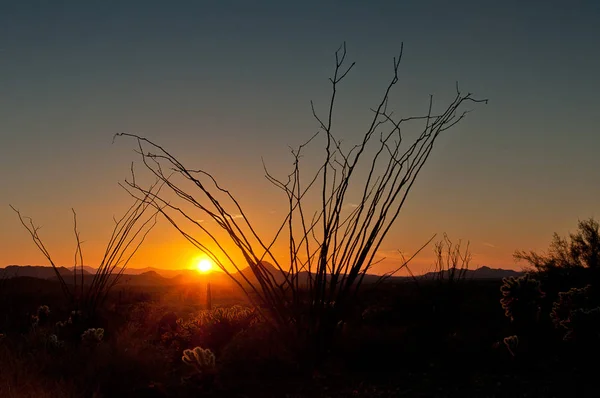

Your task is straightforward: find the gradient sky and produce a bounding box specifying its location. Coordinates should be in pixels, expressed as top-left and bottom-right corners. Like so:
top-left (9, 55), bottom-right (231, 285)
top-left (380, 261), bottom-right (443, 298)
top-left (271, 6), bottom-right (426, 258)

top-left (1, 0), bottom-right (599, 275)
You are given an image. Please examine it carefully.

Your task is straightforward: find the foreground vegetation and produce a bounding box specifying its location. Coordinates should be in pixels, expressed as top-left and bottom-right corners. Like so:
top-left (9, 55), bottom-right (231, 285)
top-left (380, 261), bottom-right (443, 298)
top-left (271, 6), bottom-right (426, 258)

top-left (0, 277), bottom-right (597, 397)
top-left (1, 219), bottom-right (599, 397)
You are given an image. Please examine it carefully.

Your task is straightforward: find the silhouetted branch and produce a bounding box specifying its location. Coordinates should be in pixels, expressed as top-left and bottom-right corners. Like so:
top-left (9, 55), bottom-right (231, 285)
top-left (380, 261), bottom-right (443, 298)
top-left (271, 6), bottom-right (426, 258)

top-left (10, 185), bottom-right (160, 319)
top-left (10, 205), bottom-right (73, 301)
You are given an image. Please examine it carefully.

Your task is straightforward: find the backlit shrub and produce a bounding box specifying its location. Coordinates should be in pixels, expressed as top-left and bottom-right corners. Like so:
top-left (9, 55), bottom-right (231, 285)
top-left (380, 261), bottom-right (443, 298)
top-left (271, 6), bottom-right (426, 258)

top-left (500, 274), bottom-right (545, 323)
top-left (551, 284), bottom-right (600, 343)
top-left (81, 328), bottom-right (104, 344)
top-left (168, 305), bottom-right (257, 354)
top-left (550, 285), bottom-right (592, 329)
top-left (503, 335), bottom-right (519, 357)
top-left (182, 346), bottom-right (216, 374)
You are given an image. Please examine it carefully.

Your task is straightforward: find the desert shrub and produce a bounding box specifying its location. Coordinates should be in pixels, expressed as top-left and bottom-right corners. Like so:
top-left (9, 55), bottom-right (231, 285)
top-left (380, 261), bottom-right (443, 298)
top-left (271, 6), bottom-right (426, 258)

top-left (515, 218), bottom-right (600, 271)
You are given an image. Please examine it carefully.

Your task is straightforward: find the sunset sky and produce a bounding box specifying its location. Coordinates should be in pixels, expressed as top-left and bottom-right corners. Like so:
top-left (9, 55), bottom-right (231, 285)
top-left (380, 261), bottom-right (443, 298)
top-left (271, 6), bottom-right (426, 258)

top-left (1, 1), bottom-right (599, 275)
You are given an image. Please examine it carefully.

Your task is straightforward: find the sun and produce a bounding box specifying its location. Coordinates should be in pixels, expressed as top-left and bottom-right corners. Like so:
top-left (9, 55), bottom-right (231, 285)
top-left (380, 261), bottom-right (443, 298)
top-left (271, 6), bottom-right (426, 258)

top-left (196, 258), bottom-right (213, 273)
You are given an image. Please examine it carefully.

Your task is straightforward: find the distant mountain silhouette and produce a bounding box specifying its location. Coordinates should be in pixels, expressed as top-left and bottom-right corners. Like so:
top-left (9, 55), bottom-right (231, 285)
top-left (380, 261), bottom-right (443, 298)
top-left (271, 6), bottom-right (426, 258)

top-left (2, 264), bottom-right (523, 286)
top-left (81, 265), bottom-right (98, 274)
top-left (234, 261), bottom-right (288, 284)
top-left (118, 270), bottom-right (174, 286)
top-left (1, 265), bottom-right (90, 279)
top-left (233, 263), bottom-right (523, 284)
top-left (83, 266), bottom-right (203, 279)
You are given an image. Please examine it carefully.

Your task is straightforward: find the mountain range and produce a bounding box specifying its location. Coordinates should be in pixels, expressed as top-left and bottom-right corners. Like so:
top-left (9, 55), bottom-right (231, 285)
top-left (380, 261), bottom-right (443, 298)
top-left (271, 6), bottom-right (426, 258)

top-left (1, 263), bottom-right (523, 287)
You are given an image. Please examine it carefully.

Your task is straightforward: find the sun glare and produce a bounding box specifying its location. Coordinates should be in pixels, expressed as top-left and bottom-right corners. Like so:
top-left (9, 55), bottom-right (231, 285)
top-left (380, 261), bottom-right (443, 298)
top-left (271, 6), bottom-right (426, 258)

top-left (196, 258), bottom-right (213, 273)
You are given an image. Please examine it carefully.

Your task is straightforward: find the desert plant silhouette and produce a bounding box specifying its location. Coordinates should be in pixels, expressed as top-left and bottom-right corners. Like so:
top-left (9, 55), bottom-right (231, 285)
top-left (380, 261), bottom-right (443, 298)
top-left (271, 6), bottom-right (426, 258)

top-left (500, 274), bottom-right (545, 325)
top-left (10, 191), bottom-right (160, 322)
top-left (116, 42), bottom-right (486, 364)
top-left (515, 218), bottom-right (600, 271)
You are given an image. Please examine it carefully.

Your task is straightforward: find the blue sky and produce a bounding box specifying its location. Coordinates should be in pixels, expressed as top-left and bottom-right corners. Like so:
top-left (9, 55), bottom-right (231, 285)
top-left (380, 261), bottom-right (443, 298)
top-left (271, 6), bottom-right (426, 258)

top-left (1, 0), bottom-right (599, 273)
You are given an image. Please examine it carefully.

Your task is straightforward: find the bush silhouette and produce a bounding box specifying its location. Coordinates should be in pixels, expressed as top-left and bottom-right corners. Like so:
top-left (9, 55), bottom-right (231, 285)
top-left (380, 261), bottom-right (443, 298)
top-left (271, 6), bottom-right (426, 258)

top-left (515, 218), bottom-right (600, 271)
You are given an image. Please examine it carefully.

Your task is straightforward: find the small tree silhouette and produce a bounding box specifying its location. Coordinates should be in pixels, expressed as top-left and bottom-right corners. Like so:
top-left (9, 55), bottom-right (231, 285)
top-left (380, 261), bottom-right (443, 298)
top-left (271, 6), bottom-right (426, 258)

top-left (432, 233), bottom-right (471, 284)
top-left (515, 218), bottom-right (600, 271)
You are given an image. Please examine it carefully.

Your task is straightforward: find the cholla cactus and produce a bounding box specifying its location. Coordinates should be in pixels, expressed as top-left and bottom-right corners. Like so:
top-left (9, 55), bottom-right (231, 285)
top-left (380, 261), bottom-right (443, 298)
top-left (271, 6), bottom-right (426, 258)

top-left (48, 334), bottom-right (64, 348)
top-left (500, 274), bottom-right (545, 323)
top-left (562, 307), bottom-right (600, 342)
top-left (311, 300), bottom-right (336, 308)
top-left (550, 284), bottom-right (600, 343)
top-left (361, 305), bottom-right (392, 322)
top-left (361, 306), bottom-right (376, 320)
top-left (69, 310), bottom-right (82, 324)
top-left (551, 285), bottom-right (592, 329)
top-left (169, 306), bottom-right (257, 354)
top-left (182, 346), bottom-right (216, 373)
top-left (35, 305), bottom-right (51, 325)
top-left (503, 335), bottom-right (519, 357)
top-left (37, 305), bottom-right (50, 317)
top-left (81, 328), bottom-right (104, 344)
top-left (197, 305), bottom-right (256, 326)
top-left (178, 305), bottom-right (256, 336)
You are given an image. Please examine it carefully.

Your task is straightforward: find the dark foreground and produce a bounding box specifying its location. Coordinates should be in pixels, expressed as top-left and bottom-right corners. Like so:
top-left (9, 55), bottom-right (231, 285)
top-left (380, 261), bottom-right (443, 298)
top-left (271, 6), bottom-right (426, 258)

top-left (0, 273), bottom-right (598, 397)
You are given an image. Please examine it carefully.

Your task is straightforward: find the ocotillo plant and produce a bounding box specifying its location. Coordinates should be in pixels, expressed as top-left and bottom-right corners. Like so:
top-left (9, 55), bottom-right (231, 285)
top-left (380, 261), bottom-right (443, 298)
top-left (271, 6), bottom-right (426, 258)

top-left (117, 43), bottom-right (486, 361)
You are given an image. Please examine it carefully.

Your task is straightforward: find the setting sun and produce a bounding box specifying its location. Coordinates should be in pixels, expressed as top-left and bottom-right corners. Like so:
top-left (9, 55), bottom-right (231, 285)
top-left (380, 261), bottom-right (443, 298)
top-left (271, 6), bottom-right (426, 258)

top-left (196, 258), bottom-right (214, 273)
